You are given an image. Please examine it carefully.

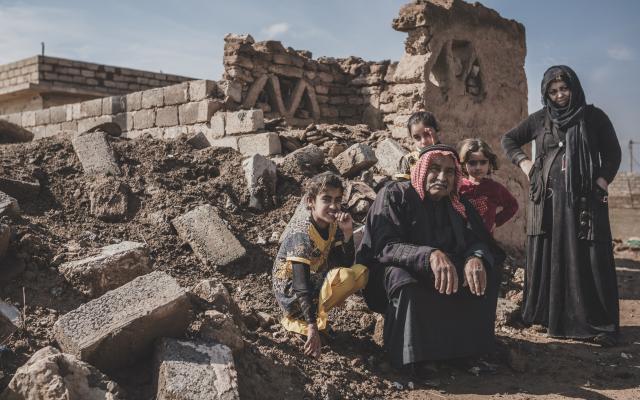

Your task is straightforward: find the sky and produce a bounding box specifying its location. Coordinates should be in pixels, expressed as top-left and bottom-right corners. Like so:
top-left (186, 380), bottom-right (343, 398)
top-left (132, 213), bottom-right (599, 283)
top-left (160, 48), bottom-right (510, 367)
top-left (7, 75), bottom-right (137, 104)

top-left (0, 0), bottom-right (638, 171)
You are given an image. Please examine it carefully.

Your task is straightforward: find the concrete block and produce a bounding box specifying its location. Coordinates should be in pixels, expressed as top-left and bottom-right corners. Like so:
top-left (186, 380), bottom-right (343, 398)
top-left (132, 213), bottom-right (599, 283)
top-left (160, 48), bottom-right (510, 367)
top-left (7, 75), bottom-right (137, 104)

top-left (375, 138), bottom-right (408, 176)
top-left (189, 80), bottom-right (217, 101)
top-left (219, 80), bottom-right (242, 103)
top-left (53, 271), bottom-right (191, 372)
top-left (78, 115), bottom-right (117, 134)
top-left (209, 136), bottom-right (238, 150)
top-left (59, 241), bottom-right (151, 297)
top-left (237, 132), bottom-right (281, 156)
top-left (172, 204), bottom-right (246, 267)
top-left (0, 191), bottom-right (20, 217)
top-left (155, 339), bottom-right (239, 400)
top-left (210, 112), bottom-right (225, 136)
top-left (142, 88), bottom-right (164, 109)
top-left (89, 177), bottom-right (130, 222)
top-left (225, 109), bottom-right (264, 135)
top-left (199, 310), bottom-right (245, 352)
top-left (332, 143), bottom-right (378, 177)
top-left (0, 300), bottom-right (21, 344)
top-left (155, 106), bottom-right (179, 127)
top-left (133, 109), bottom-right (155, 130)
top-left (126, 91), bottom-right (143, 111)
top-left (102, 95), bottom-right (126, 115)
top-left (71, 131), bottom-right (121, 176)
top-left (243, 154), bottom-right (276, 209)
top-left (80, 98), bottom-right (103, 118)
top-left (21, 111), bottom-right (35, 127)
top-left (44, 123), bottom-right (62, 138)
top-left (163, 82), bottom-right (189, 106)
top-left (179, 100), bottom-right (222, 125)
top-left (50, 106), bottom-right (67, 124)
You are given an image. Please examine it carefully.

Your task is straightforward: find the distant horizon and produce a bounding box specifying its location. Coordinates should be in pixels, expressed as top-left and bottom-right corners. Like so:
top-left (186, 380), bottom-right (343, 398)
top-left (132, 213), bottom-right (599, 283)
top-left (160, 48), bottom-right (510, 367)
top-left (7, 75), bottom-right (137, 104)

top-left (1, 0), bottom-right (637, 171)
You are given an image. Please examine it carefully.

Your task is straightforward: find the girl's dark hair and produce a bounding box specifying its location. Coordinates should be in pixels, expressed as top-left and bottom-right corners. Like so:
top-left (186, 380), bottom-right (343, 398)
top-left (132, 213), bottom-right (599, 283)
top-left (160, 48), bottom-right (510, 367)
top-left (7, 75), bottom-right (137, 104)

top-left (458, 138), bottom-right (499, 173)
top-left (304, 172), bottom-right (344, 205)
top-left (407, 111), bottom-right (440, 136)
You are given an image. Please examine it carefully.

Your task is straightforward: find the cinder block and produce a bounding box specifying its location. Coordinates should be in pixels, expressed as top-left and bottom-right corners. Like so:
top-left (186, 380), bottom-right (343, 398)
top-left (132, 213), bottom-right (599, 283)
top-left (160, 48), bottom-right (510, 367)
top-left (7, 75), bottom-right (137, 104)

top-left (163, 82), bottom-right (189, 106)
top-left (133, 109), bottom-right (155, 130)
top-left (102, 95), bottom-right (126, 115)
top-left (53, 271), bottom-right (191, 372)
top-left (126, 91), bottom-right (142, 111)
top-left (189, 80), bottom-right (217, 101)
top-left (172, 204), bottom-right (246, 267)
top-left (179, 100), bottom-right (223, 125)
top-left (71, 131), bottom-right (120, 176)
top-left (237, 132), bottom-right (281, 156)
top-left (332, 143), bottom-right (378, 177)
top-left (208, 136), bottom-right (238, 150)
top-left (225, 109), bottom-right (264, 135)
top-left (21, 111), bottom-right (35, 127)
top-left (243, 154), bottom-right (276, 209)
top-left (155, 339), bottom-right (239, 400)
top-left (49, 106), bottom-right (67, 124)
top-left (210, 112), bottom-right (225, 136)
top-left (59, 241), bottom-right (151, 297)
top-left (142, 88), bottom-right (164, 109)
top-left (80, 98), bottom-right (103, 118)
top-left (374, 138), bottom-right (408, 176)
top-left (155, 106), bottom-right (179, 127)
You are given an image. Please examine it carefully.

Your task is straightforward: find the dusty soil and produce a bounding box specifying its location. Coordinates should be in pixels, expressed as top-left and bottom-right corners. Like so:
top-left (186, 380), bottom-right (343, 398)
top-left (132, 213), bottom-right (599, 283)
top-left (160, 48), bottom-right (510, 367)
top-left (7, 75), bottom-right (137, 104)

top-left (0, 134), bottom-right (639, 399)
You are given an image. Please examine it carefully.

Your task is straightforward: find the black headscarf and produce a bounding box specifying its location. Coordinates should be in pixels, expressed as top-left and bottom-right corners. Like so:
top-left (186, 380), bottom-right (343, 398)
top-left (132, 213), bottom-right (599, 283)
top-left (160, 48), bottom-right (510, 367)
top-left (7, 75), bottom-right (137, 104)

top-left (540, 65), bottom-right (592, 207)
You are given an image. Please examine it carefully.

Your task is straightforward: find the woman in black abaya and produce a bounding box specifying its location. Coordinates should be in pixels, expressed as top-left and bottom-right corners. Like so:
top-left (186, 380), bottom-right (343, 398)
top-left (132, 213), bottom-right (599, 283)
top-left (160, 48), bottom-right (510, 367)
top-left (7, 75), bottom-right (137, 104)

top-left (501, 65), bottom-right (621, 345)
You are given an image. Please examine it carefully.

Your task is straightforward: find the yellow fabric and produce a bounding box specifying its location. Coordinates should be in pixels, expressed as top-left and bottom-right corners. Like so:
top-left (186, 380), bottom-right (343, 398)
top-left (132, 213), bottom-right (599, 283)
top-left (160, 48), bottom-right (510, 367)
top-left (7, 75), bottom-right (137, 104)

top-left (281, 264), bottom-right (369, 336)
top-left (286, 256), bottom-right (311, 264)
top-left (307, 222), bottom-right (337, 273)
top-left (393, 173), bottom-right (412, 181)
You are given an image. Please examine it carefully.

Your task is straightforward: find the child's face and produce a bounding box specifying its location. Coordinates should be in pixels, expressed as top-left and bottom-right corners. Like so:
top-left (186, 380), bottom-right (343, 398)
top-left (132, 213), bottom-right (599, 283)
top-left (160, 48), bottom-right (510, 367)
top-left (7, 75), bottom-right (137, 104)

top-left (465, 151), bottom-right (490, 180)
top-left (410, 122), bottom-right (439, 149)
top-left (308, 186), bottom-right (343, 228)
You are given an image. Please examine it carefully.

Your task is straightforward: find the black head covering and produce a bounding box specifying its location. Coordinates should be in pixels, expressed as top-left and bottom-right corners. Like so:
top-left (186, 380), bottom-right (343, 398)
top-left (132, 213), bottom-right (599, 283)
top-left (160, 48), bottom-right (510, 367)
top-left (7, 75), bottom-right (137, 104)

top-left (418, 144), bottom-right (461, 163)
top-left (540, 65), bottom-right (592, 206)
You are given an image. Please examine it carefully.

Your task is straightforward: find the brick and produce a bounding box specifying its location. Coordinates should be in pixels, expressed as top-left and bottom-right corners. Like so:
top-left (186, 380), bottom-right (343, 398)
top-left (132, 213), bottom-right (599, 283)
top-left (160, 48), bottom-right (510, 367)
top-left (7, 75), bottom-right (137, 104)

top-left (141, 88), bottom-right (164, 109)
top-left (60, 241), bottom-right (150, 297)
top-left (178, 99), bottom-right (223, 125)
top-left (133, 109), bottom-right (155, 130)
top-left (102, 95), bottom-right (126, 115)
top-left (374, 138), bottom-right (408, 176)
top-left (237, 132), bottom-right (281, 156)
top-left (163, 82), bottom-right (189, 105)
top-left (332, 143), bottom-right (378, 177)
top-left (243, 154), bottom-right (276, 210)
top-left (53, 271), bottom-right (191, 372)
top-left (172, 204), bottom-right (246, 266)
top-left (155, 339), bottom-right (239, 400)
top-left (125, 91), bottom-right (142, 111)
top-left (189, 80), bottom-right (217, 101)
top-left (80, 98), bottom-right (103, 118)
top-left (71, 131), bottom-right (120, 176)
top-left (209, 136), bottom-right (238, 150)
top-left (155, 106), bottom-right (179, 127)
top-left (49, 106), bottom-right (67, 124)
top-left (225, 109), bottom-right (264, 135)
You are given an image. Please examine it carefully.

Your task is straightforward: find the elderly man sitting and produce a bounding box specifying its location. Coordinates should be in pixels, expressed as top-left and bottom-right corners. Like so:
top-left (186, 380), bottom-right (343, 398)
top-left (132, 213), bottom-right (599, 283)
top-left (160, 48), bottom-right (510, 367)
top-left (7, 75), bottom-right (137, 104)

top-left (356, 144), bottom-right (505, 370)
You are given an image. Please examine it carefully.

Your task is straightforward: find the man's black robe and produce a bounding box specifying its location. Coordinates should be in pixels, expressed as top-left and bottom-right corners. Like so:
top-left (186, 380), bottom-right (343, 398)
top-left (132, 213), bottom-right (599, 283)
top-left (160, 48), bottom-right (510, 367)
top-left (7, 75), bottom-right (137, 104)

top-left (356, 181), bottom-right (505, 367)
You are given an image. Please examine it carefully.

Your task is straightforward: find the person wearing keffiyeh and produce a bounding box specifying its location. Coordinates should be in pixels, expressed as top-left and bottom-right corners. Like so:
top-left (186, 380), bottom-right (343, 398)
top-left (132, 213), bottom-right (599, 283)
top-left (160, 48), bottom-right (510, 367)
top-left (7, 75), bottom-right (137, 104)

top-left (356, 144), bottom-right (505, 370)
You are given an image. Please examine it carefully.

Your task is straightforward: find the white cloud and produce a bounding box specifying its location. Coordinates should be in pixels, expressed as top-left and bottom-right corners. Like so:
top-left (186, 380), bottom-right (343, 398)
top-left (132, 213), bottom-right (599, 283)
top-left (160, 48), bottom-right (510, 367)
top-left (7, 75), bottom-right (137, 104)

top-left (262, 22), bottom-right (289, 39)
top-left (607, 45), bottom-right (634, 61)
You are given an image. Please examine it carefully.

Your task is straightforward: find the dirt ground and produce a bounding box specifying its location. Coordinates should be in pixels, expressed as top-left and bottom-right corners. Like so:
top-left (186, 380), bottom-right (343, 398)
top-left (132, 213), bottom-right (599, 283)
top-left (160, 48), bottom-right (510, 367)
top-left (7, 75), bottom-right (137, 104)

top-left (0, 134), bottom-right (639, 399)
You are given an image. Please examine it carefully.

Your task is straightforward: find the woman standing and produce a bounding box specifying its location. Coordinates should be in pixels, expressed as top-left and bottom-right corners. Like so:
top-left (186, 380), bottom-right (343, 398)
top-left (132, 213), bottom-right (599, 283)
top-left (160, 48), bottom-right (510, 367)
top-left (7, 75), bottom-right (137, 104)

top-left (501, 65), bottom-right (621, 345)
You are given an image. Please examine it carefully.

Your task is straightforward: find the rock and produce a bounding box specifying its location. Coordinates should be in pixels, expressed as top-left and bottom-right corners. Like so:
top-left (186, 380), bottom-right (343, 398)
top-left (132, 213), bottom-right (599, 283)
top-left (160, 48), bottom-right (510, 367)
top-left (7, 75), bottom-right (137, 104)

top-left (0, 223), bottom-right (10, 260)
top-left (374, 138), bottom-right (408, 176)
top-left (237, 132), bottom-right (282, 156)
top-left (172, 205), bottom-right (246, 267)
top-left (186, 131), bottom-right (210, 149)
top-left (225, 109), bottom-right (264, 135)
top-left (59, 241), bottom-right (151, 297)
top-left (0, 191), bottom-right (19, 217)
top-left (0, 178), bottom-right (40, 201)
top-left (0, 300), bottom-right (21, 343)
top-left (155, 339), bottom-right (240, 400)
top-left (255, 311), bottom-right (276, 328)
top-left (495, 298), bottom-right (520, 327)
top-left (71, 131), bottom-right (120, 176)
top-left (327, 142), bottom-right (347, 158)
top-left (332, 143), bottom-right (378, 177)
top-left (53, 271), bottom-right (191, 372)
top-left (242, 154), bottom-right (277, 210)
top-left (0, 120), bottom-right (34, 143)
top-left (372, 314), bottom-right (385, 347)
top-left (190, 280), bottom-right (245, 330)
top-left (89, 177), bottom-right (130, 222)
top-left (1, 346), bottom-right (123, 400)
top-left (281, 144), bottom-right (324, 175)
top-left (279, 196), bottom-right (310, 243)
top-left (200, 310), bottom-right (245, 352)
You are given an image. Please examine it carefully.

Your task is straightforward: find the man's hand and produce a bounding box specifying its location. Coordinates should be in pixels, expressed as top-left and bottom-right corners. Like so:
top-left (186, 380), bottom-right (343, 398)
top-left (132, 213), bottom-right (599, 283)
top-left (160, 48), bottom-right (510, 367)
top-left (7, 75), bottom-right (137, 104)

top-left (519, 159), bottom-right (533, 178)
top-left (463, 257), bottom-right (487, 296)
top-left (429, 250), bottom-right (458, 295)
top-left (304, 324), bottom-right (321, 358)
top-left (335, 211), bottom-right (353, 242)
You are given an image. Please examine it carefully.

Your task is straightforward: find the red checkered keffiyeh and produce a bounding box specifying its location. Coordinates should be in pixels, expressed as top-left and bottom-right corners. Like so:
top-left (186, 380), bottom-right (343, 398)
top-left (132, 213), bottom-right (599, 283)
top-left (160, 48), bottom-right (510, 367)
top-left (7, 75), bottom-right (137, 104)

top-left (410, 149), bottom-right (467, 219)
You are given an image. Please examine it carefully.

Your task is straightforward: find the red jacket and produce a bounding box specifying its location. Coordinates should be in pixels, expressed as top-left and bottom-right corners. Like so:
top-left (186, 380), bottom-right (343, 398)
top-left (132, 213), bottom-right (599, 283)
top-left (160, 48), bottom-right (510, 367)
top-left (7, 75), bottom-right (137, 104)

top-left (459, 177), bottom-right (518, 235)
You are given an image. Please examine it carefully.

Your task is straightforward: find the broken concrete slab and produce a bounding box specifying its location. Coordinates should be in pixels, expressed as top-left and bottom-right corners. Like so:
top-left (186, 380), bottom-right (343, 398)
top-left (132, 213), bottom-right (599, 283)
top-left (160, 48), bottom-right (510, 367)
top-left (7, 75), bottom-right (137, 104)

top-left (0, 191), bottom-right (19, 217)
top-left (242, 154), bottom-right (277, 210)
top-left (155, 339), bottom-right (240, 400)
top-left (172, 205), bottom-right (246, 267)
top-left (0, 300), bottom-right (21, 343)
top-left (332, 143), bottom-right (378, 177)
top-left (199, 310), bottom-right (245, 352)
top-left (225, 109), bottom-right (264, 135)
top-left (374, 138), bottom-right (408, 176)
top-left (190, 280), bottom-right (245, 331)
top-left (71, 131), bottom-right (121, 176)
top-left (0, 223), bottom-right (10, 260)
top-left (1, 346), bottom-right (124, 400)
top-left (237, 132), bottom-right (281, 156)
top-left (59, 241), bottom-right (151, 297)
top-left (279, 196), bottom-right (310, 243)
top-left (281, 144), bottom-right (324, 175)
top-left (0, 177), bottom-right (40, 201)
top-left (89, 177), bottom-right (130, 222)
top-left (53, 271), bottom-right (191, 372)
top-left (186, 131), bottom-right (210, 149)
top-left (209, 136), bottom-right (238, 150)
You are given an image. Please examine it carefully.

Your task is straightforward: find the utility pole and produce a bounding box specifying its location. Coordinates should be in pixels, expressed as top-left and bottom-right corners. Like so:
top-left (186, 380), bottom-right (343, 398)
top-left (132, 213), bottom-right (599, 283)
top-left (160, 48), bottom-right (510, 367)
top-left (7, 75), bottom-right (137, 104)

top-left (41, 42), bottom-right (45, 57)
